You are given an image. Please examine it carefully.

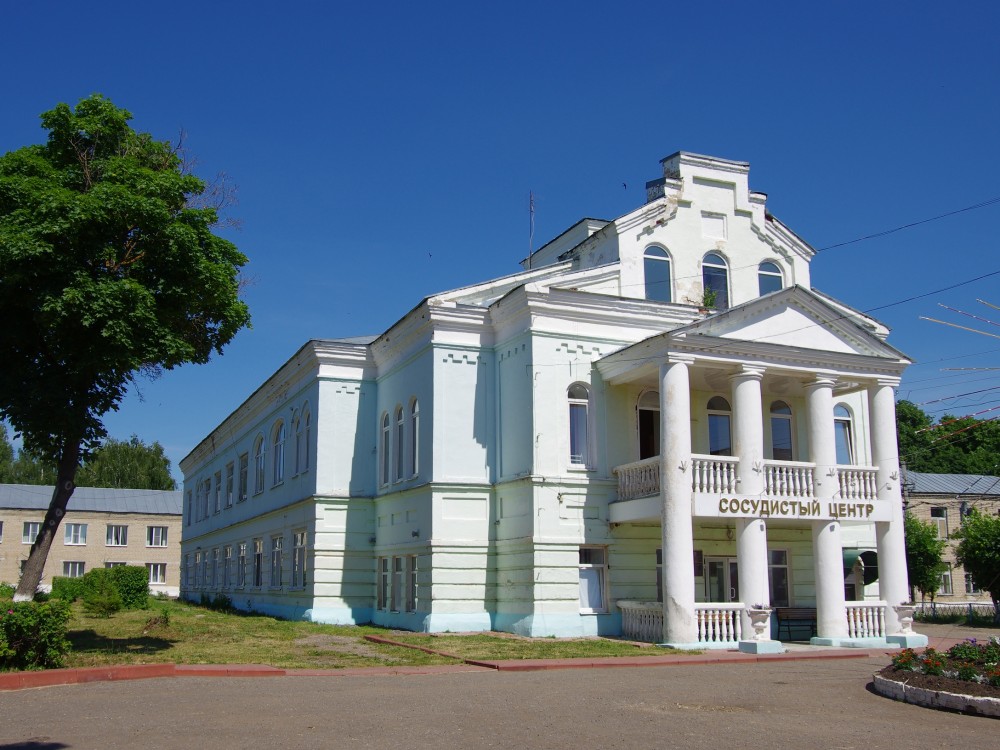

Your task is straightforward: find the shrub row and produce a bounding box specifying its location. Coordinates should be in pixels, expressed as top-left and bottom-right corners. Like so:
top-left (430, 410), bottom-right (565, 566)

top-left (52, 565), bottom-right (149, 614)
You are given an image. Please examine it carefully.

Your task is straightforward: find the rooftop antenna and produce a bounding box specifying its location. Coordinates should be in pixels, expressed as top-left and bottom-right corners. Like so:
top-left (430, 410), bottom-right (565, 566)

top-left (528, 190), bottom-right (535, 270)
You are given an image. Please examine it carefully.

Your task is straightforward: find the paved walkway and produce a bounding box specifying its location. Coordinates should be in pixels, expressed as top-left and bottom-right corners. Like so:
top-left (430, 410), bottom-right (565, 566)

top-left (0, 622), bottom-right (994, 749)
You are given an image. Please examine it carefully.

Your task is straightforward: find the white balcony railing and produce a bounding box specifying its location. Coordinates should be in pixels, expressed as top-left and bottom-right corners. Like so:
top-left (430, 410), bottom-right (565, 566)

top-left (763, 460), bottom-right (816, 499)
top-left (618, 600), bottom-right (662, 643)
top-left (846, 600), bottom-right (887, 638)
top-left (837, 466), bottom-right (879, 502)
top-left (696, 602), bottom-right (743, 644)
top-left (613, 457), bottom-right (660, 502)
top-left (691, 454), bottom-right (739, 494)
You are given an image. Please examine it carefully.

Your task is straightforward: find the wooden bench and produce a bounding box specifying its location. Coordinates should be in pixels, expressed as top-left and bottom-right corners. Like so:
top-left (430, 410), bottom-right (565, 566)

top-left (775, 607), bottom-right (817, 640)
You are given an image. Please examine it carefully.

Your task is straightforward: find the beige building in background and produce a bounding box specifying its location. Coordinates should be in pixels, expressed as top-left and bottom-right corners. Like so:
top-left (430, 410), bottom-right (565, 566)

top-left (904, 471), bottom-right (1000, 602)
top-left (0, 484), bottom-right (183, 596)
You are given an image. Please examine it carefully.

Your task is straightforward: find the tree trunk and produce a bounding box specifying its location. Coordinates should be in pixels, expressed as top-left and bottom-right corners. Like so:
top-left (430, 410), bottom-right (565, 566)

top-left (13, 441), bottom-right (81, 601)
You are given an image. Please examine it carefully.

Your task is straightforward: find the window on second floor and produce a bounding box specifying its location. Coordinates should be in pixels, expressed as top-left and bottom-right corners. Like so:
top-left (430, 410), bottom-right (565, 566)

top-left (643, 246), bottom-right (672, 303)
top-left (707, 396), bottom-right (732, 456)
top-left (568, 383), bottom-right (591, 467)
top-left (770, 400), bottom-right (794, 461)
top-left (702, 253), bottom-right (730, 310)
top-left (758, 261), bottom-right (784, 296)
top-left (833, 404), bottom-right (855, 465)
top-left (272, 421), bottom-right (286, 486)
top-left (637, 390), bottom-right (660, 460)
top-left (930, 507), bottom-right (948, 539)
top-left (64, 523), bottom-right (87, 545)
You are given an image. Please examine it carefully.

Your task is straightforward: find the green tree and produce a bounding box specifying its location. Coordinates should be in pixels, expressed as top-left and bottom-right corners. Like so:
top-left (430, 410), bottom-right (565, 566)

top-left (903, 511), bottom-right (947, 602)
top-left (76, 435), bottom-right (176, 490)
top-left (0, 95), bottom-right (249, 600)
top-left (953, 509), bottom-right (1000, 621)
top-left (897, 400), bottom-right (1000, 475)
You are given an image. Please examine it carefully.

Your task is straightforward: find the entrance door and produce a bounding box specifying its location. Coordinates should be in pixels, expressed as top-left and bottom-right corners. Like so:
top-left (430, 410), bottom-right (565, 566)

top-left (706, 557), bottom-right (739, 602)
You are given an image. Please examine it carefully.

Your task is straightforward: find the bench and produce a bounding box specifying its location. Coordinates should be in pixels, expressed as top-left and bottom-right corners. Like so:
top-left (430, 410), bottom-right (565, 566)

top-left (775, 607), bottom-right (817, 640)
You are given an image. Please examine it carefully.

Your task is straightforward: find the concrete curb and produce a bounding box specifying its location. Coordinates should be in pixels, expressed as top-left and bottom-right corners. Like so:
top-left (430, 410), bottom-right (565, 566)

top-left (872, 673), bottom-right (1000, 718)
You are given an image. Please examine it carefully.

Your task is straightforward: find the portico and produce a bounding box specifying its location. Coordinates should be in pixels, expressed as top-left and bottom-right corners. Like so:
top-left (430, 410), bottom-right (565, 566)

top-left (599, 286), bottom-right (926, 649)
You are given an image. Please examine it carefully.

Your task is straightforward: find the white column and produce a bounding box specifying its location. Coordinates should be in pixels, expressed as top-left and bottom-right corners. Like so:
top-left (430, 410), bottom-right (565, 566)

top-left (660, 358), bottom-right (696, 645)
top-left (806, 376), bottom-right (848, 639)
top-left (730, 367), bottom-right (769, 629)
top-left (870, 379), bottom-right (909, 634)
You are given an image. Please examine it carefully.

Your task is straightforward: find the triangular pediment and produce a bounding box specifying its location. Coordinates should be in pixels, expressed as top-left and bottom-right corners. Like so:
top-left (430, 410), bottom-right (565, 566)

top-left (678, 286), bottom-right (901, 358)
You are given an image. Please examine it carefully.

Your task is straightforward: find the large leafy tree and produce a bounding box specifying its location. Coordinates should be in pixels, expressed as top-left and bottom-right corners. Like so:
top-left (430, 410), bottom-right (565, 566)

top-left (76, 435), bottom-right (176, 491)
top-left (903, 511), bottom-right (947, 602)
top-left (897, 399), bottom-right (1000, 475)
top-left (0, 95), bottom-right (249, 599)
top-left (954, 509), bottom-right (1000, 621)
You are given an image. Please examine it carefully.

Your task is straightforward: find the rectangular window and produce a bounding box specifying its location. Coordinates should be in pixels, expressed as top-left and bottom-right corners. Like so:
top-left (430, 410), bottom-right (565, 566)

top-left (186, 490), bottom-right (193, 526)
top-left (578, 547), bottom-right (607, 613)
top-left (569, 402), bottom-right (589, 465)
top-left (253, 538), bottom-right (263, 587)
top-left (391, 556), bottom-right (403, 611)
top-left (194, 552), bottom-right (202, 586)
top-left (147, 562), bottom-right (166, 584)
top-left (225, 463), bottom-right (234, 508)
top-left (965, 572), bottom-right (980, 595)
top-left (184, 554), bottom-right (193, 586)
top-left (938, 563), bottom-right (953, 596)
top-left (106, 524), bottom-right (128, 547)
top-left (63, 561), bottom-right (85, 578)
top-left (270, 535), bottom-right (283, 587)
top-left (105, 561), bottom-right (126, 568)
top-left (147, 526), bottom-right (168, 547)
top-left (238, 453), bottom-right (249, 502)
top-left (202, 552), bottom-right (211, 587)
top-left (64, 523), bottom-right (87, 545)
top-left (222, 545), bottom-right (232, 588)
top-left (930, 507), bottom-right (948, 539)
top-left (768, 549), bottom-right (790, 608)
top-left (214, 471), bottom-right (222, 514)
top-left (406, 555), bottom-right (417, 613)
top-left (378, 557), bottom-right (389, 610)
top-left (237, 542), bottom-right (247, 587)
top-left (22, 521), bottom-right (40, 544)
top-left (292, 531), bottom-right (307, 587)
top-left (202, 479), bottom-right (211, 518)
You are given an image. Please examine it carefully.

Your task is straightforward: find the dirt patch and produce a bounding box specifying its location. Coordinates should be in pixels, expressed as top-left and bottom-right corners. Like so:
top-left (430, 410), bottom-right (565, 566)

top-left (294, 634), bottom-right (395, 661)
top-left (878, 666), bottom-right (1000, 700)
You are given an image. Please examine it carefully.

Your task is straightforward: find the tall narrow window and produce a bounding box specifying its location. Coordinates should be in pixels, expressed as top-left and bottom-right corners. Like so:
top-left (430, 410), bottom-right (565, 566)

top-left (238, 453), bottom-right (249, 501)
top-left (293, 411), bottom-right (304, 474)
top-left (292, 530), bottom-right (307, 587)
top-left (758, 261), bottom-right (784, 296)
top-left (391, 556), bottom-right (403, 611)
top-left (702, 253), bottom-right (730, 310)
top-left (223, 545), bottom-right (232, 588)
top-left (768, 549), bottom-right (790, 607)
top-left (237, 543), bottom-right (247, 587)
top-left (833, 405), bottom-right (854, 464)
top-left (930, 507), bottom-right (948, 539)
top-left (252, 538), bottom-right (263, 587)
top-left (770, 401), bottom-right (794, 461)
top-left (409, 399), bottom-right (420, 477)
top-left (378, 557), bottom-right (389, 610)
top-left (380, 413), bottom-right (391, 486)
top-left (270, 535), bottom-right (283, 587)
top-left (406, 555), bottom-right (418, 612)
top-left (303, 411), bottom-right (311, 471)
top-left (272, 421), bottom-right (285, 486)
top-left (394, 406), bottom-right (405, 482)
top-left (643, 246), bottom-right (672, 302)
top-left (637, 390), bottom-right (660, 460)
top-left (568, 384), bottom-right (590, 467)
top-left (578, 547), bottom-right (608, 612)
top-left (707, 396), bottom-right (732, 456)
top-left (225, 463), bottom-right (234, 508)
top-left (214, 471), bottom-right (222, 513)
top-left (253, 436), bottom-right (265, 494)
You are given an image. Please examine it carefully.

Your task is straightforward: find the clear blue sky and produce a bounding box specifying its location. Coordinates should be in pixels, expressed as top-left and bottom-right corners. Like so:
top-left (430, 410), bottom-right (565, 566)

top-left (4, 1), bottom-right (1000, 479)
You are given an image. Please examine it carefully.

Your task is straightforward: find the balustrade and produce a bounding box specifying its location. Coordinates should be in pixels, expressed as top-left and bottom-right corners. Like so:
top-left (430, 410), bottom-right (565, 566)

top-left (763, 460), bottom-right (815, 499)
top-left (617, 600), bottom-right (662, 643)
top-left (695, 603), bottom-right (743, 644)
top-left (613, 458), bottom-right (660, 502)
top-left (837, 466), bottom-right (879, 502)
top-left (845, 600), bottom-right (887, 638)
top-left (690, 455), bottom-right (739, 494)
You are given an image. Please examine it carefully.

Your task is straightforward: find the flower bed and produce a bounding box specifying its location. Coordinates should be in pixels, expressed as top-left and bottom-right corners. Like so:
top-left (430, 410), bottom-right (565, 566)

top-left (878, 637), bottom-right (1000, 700)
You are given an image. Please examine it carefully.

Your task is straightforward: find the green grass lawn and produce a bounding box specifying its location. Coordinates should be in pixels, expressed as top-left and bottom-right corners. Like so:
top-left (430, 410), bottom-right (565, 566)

top-left (61, 598), bottom-right (682, 669)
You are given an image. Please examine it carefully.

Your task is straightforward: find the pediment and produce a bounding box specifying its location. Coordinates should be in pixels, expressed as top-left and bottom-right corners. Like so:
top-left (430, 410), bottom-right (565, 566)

top-left (678, 287), bottom-right (902, 359)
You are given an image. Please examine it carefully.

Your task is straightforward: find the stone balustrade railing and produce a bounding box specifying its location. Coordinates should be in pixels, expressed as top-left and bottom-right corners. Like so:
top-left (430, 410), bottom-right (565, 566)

top-left (696, 602), bottom-right (743, 644)
top-left (763, 460), bottom-right (816, 499)
top-left (617, 600), bottom-right (663, 643)
top-left (846, 600), bottom-right (887, 638)
top-left (690, 454), bottom-right (739, 494)
top-left (837, 466), bottom-right (879, 502)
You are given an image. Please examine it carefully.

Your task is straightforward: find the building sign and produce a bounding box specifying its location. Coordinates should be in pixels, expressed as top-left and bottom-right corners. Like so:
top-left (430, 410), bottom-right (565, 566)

top-left (693, 495), bottom-right (892, 522)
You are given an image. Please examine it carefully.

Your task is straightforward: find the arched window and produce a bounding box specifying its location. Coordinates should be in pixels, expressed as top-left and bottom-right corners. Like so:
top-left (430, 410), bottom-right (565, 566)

top-left (253, 435), bottom-right (265, 494)
top-left (637, 390), bottom-right (660, 460)
top-left (272, 421), bottom-right (285, 485)
top-left (834, 405), bottom-right (854, 465)
top-left (409, 399), bottom-right (420, 477)
top-left (707, 396), bottom-right (732, 456)
top-left (758, 261), bottom-right (784, 296)
top-left (568, 384), bottom-right (591, 467)
top-left (303, 411), bottom-right (311, 472)
top-left (292, 411), bottom-right (302, 474)
top-left (293, 409), bottom-right (308, 475)
top-left (380, 413), bottom-right (391, 487)
top-left (643, 246), bottom-right (672, 303)
top-left (702, 253), bottom-right (729, 310)
top-left (394, 406), bottom-right (405, 482)
top-left (770, 401), bottom-right (793, 461)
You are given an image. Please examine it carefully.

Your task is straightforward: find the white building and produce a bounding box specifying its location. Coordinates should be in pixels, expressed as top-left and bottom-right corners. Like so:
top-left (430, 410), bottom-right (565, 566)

top-left (180, 151), bottom-right (924, 649)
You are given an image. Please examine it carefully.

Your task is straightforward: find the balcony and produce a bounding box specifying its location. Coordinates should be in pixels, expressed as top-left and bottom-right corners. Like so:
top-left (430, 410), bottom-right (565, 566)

top-left (612, 456), bottom-right (881, 520)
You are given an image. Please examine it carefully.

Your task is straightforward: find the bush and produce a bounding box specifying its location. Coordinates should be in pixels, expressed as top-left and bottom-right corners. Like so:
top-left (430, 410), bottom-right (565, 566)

top-left (0, 582), bottom-right (14, 600)
top-left (0, 599), bottom-right (72, 670)
top-left (199, 593), bottom-right (234, 612)
top-left (107, 566), bottom-right (149, 610)
top-left (81, 569), bottom-right (123, 618)
top-left (51, 576), bottom-right (85, 602)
